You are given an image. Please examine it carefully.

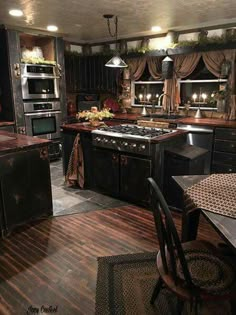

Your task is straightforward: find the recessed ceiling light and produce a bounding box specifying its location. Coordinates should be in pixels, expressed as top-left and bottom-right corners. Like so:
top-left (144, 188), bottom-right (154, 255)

top-left (151, 26), bottom-right (162, 32)
top-left (9, 9), bottom-right (23, 17)
top-left (47, 25), bottom-right (58, 32)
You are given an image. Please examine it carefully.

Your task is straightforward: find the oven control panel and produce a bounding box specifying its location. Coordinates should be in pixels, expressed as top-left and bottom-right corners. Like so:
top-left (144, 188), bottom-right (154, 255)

top-left (92, 135), bottom-right (151, 156)
top-left (23, 101), bottom-right (61, 113)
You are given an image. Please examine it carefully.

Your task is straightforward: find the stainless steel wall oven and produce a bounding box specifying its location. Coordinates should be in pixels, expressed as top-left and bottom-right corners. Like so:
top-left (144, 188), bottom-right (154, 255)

top-left (21, 64), bottom-right (60, 100)
top-left (24, 101), bottom-right (62, 140)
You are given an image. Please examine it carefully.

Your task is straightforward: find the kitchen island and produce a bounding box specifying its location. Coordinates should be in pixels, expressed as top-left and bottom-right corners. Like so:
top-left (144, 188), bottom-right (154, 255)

top-left (0, 131), bottom-right (53, 236)
top-left (61, 120), bottom-right (188, 205)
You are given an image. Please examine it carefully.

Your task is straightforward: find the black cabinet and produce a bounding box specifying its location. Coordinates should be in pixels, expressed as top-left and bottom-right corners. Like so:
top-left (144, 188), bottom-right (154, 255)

top-left (93, 148), bottom-right (151, 204)
top-left (65, 54), bottom-right (118, 94)
top-left (0, 147), bottom-right (52, 236)
top-left (163, 144), bottom-right (208, 209)
top-left (120, 155), bottom-right (151, 203)
top-left (93, 149), bottom-right (119, 196)
top-left (212, 127), bottom-right (236, 173)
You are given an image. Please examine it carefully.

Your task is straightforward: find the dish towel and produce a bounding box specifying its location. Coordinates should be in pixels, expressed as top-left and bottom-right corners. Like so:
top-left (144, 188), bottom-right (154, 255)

top-left (65, 133), bottom-right (84, 189)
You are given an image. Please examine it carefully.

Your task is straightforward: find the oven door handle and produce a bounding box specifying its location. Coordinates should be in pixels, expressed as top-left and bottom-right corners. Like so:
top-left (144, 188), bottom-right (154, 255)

top-left (24, 111), bottom-right (62, 116)
top-left (21, 74), bottom-right (60, 79)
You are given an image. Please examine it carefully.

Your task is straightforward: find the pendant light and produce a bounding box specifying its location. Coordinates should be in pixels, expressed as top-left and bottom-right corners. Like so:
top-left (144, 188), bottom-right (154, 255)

top-left (103, 14), bottom-right (127, 68)
top-left (162, 55), bottom-right (173, 79)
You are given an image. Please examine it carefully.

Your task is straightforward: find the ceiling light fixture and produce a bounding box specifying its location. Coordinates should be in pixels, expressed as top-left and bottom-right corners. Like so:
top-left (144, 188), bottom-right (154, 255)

top-left (103, 14), bottom-right (127, 68)
top-left (151, 26), bottom-right (162, 32)
top-left (9, 9), bottom-right (23, 17)
top-left (47, 25), bottom-right (58, 32)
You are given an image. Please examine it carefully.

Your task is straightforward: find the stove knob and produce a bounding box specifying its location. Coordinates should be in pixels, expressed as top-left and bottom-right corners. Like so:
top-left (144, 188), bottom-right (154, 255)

top-left (96, 137), bottom-right (101, 142)
top-left (112, 140), bottom-right (116, 144)
top-left (104, 139), bottom-right (109, 143)
top-left (132, 144), bottom-right (137, 148)
top-left (124, 142), bottom-right (128, 146)
top-left (140, 144), bottom-right (146, 151)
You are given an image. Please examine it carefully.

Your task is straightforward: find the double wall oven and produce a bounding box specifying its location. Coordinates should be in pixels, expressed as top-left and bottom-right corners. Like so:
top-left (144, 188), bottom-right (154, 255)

top-left (21, 63), bottom-right (62, 158)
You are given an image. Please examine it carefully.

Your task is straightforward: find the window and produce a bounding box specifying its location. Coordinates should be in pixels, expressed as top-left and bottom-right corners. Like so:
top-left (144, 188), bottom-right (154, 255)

top-left (132, 81), bottom-right (164, 106)
top-left (179, 58), bottom-right (227, 110)
top-left (131, 64), bottom-right (164, 107)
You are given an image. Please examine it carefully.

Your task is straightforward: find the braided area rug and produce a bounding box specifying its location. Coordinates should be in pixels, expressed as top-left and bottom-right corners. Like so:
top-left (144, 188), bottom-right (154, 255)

top-left (95, 252), bottom-right (232, 315)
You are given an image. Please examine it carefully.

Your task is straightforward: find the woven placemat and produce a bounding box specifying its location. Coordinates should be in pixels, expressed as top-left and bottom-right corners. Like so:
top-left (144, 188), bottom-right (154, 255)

top-left (185, 173), bottom-right (236, 219)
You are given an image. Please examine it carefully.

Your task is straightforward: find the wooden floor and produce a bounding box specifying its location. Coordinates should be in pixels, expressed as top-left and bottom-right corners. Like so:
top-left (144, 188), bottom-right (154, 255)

top-left (0, 206), bottom-right (222, 315)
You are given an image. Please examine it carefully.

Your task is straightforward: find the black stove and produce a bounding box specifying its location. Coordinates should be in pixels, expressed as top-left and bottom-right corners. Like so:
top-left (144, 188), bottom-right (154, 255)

top-left (92, 124), bottom-right (176, 156)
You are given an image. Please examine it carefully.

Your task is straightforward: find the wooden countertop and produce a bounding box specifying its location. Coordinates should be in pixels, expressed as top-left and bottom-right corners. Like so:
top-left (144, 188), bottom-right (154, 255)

top-left (0, 131), bottom-right (50, 155)
top-left (61, 120), bottom-right (123, 133)
top-left (0, 121), bottom-right (15, 127)
top-left (115, 113), bottom-right (236, 128)
top-left (177, 117), bottom-right (236, 128)
top-left (113, 113), bottom-right (140, 121)
top-left (61, 120), bottom-right (187, 143)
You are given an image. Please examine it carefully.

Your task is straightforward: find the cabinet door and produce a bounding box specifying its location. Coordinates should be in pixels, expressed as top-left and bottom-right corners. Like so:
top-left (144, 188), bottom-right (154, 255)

top-left (0, 148), bottom-right (52, 234)
top-left (120, 155), bottom-right (151, 204)
top-left (0, 150), bottom-right (32, 230)
top-left (93, 148), bottom-right (119, 195)
top-left (28, 147), bottom-right (53, 217)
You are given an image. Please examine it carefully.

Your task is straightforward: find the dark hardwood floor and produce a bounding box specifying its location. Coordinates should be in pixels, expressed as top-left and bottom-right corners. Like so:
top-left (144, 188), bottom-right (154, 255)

top-left (0, 205), bottom-right (222, 315)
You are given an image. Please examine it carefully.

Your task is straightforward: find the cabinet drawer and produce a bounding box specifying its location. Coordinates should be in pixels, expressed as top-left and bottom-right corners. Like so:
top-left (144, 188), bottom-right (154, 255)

top-left (214, 139), bottom-right (236, 153)
top-left (212, 163), bottom-right (236, 173)
top-left (215, 128), bottom-right (236, 141)
top-left (213, 151), bottom-right (236, 166)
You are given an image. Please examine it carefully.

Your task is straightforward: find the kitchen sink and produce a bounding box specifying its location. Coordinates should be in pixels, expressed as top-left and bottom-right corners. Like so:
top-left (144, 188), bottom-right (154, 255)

top-left (142, 114), bottom-right (185, 120)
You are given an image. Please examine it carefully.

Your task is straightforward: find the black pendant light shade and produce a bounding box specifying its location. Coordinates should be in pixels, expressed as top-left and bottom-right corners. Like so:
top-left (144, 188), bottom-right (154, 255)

top-left (162, 56), bottom-right (173, 79)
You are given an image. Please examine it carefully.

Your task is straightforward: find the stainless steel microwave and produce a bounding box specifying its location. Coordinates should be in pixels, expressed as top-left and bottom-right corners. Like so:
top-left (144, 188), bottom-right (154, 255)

top-left (21, 64), bottom-right (60, 100)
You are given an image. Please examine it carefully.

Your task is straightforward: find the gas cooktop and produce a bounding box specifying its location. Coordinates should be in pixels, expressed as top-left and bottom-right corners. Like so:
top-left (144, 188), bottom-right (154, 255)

top-left (92, 124), bottom-right (176, 139)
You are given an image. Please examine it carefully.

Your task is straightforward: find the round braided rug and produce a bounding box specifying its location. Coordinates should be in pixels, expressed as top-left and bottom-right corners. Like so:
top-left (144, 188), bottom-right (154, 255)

top-left (177, 249), bottom-right (236, 294)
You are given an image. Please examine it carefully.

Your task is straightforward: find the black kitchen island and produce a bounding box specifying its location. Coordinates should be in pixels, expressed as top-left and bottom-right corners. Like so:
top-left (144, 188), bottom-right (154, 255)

top-left (61, 121), bottom-right (188, 205)
top-left (0, 131), bottom-right (53, 236)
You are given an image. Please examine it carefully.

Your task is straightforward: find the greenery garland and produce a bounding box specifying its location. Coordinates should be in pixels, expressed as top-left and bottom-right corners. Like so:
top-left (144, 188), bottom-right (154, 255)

top-left (65, 32), bottom-right (236, 57)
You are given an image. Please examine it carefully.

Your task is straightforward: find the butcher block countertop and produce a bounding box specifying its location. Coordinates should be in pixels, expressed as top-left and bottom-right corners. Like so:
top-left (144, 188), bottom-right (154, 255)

top-left (0, 131), bottom-right (50, 155)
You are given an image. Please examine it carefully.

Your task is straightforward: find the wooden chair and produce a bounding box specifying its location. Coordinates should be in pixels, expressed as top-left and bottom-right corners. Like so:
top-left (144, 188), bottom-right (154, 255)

top-left (147, 177), bottom-right (236, 314)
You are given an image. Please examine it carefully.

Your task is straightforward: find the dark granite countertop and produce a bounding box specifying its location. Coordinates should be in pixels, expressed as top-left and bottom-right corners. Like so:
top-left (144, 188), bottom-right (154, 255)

top-left (0, 131), bottom-right (50, 155)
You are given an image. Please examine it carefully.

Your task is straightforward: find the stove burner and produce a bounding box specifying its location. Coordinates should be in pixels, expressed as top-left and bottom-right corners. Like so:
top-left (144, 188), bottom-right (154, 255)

top-left (97, 124), bottom-right (172, 138)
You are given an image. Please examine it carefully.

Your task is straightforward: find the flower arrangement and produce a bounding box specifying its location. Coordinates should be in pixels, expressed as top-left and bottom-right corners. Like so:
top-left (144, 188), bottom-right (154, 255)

top-left (77, 107), bottom-right (114, 125)
top-left (212, 90), bottom-right (226, 101)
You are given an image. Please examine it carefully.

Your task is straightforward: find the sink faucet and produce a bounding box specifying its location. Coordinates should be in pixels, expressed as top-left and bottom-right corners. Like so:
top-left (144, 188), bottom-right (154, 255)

top-left (151, 100), bottom-right (156, 113)
top-left (158, 93), bottom-right (171, 115)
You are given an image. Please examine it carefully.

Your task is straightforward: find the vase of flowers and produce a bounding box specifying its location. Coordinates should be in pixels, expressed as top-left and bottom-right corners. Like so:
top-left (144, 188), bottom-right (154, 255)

top-left (211, 90), bottom-right (226, 113)
top-left (77, 107), bottom-right (114, 126)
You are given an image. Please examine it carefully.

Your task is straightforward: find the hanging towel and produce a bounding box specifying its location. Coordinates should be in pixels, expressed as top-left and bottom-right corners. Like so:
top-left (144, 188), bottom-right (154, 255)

top-left (65, 133), bottom-right (85, 188)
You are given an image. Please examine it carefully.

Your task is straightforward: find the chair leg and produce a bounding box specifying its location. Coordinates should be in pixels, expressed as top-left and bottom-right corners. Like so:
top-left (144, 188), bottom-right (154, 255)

top-left (177, 299), bottom-right (184, 315)
top-left (150, 278), bottom-right (163, 305)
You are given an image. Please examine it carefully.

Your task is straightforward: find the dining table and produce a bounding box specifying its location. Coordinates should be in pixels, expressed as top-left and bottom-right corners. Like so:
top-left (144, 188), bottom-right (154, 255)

top-left (173, 174), bottom-right (236, 253)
